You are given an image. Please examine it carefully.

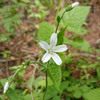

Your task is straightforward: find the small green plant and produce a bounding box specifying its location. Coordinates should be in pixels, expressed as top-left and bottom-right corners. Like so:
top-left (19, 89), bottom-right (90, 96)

top-left (0, 33), bottom-right (10, 42)
top-left (1, 50), bottom-right (11, 58)
top-left (28, 1), bottom-right (49, 21)
top-left (0, 2), bottom-right (24, 33)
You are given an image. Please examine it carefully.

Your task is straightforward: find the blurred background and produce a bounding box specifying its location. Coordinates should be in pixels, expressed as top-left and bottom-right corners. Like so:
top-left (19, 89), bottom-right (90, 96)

top-left (0, 0), bottom-right (100, 100)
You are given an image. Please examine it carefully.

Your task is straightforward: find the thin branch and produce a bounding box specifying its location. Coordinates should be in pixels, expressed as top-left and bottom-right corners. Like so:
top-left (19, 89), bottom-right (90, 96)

top-left (30, 58), bottom-right (40, 100)
top-left (30, 62), bottom-right (45, 68)
top-left (55, 9), bottom-right (66, 33)
top-left (79, 53), bottom-right (98, 58)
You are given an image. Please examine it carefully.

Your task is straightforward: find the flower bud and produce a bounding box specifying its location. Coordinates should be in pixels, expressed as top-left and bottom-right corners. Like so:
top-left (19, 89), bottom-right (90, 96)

top-left (4, 81), bottom-right (9, 94)
top-left (72, 1), bottom-right (79, 7)
top-left (65, 5), bottom-right (73, 12)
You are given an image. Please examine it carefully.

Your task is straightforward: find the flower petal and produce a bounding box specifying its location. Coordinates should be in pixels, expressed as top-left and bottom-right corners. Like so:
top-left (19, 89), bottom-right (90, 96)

top-left (42, 52), bottom-right (51, 63)
top-left (51, 53), bottom-right (62, 65)
top-left (50, 33), bottom-right (57, 48)
top-left (53, 45), bottom-right (68, 52)
top-left (39, 41), bottom-right (49, 51)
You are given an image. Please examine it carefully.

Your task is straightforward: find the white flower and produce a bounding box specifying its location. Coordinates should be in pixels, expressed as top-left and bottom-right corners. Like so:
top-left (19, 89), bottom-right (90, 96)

top-left (39, 33), bottom-right (68, 65)
top-left (72, 1), bottom-right (79, 7)
top-left (4, 81), bottom-right (9, 94)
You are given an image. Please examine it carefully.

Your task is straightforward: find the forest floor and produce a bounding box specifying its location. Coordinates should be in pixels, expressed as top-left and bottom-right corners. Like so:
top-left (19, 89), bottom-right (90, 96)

top-left (0, 0), bottom-right (100, 85)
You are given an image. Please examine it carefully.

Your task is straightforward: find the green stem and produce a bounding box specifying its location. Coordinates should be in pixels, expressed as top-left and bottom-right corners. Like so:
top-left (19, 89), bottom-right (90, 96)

top-left (30, 62), bottom-right (45, 68)
top-left (30, 63), bottom-right (38, 100)
top-left (55, 21), bottom-right (60, 33)
top-left (45, 69), bottom-right (48, 93)
top-left (30, 59), bottom-right (41, 100)
top-left (55, 9), bottom-right (66, 33)
top-left (13, 67), bottom-right (22, 77)
top-left (43, 62), bottom-right (49, 100)
top-left (43, 70), bottom-right (48, 100)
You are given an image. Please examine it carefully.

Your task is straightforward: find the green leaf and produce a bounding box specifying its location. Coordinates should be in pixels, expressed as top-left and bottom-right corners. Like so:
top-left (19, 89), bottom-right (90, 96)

top-left (21, 0), bottom-right (30, 3)
top-left (52, 96), bottom-right (60, 100)
top-left (57, 26), bottom-right (67, 45)
top-left (0, 97), bottom-right (1, 100)
top-left (27, 77), bottom-right (34, 89)
top-left (33, 90), bottom-right (43, 100)
top-left (4, 22), bottom-right (13, 32)
top-left (12, 0), bottom-right (18, 3)
top-left (12, 14), bottom-right (24, 19)
top-left (97, 57), bottom-right (100, 60)
top-left (0, 0), bottom-right (7, 3)
top-left (83, 88), bottom-right (100, 100)
top-left (0, 33), bottom-right (10, 42)
top-left (59, 53), bottom-right (72, 64)
top-left (73, 90), bottom-right (82, 99)
top-left (0, 18), bottom-right (11, 24)
top-left (38, 67), bottom-right (46, 72)
top-left (55, 6), bottom-right (90, 34)
top-left (44, 86), bottom-right (58, 100)
top-left (60, 81), bottom-right (69, 92)
top-left (34, 76), bottom-right (43, 89)
top-left (64, 37), bottom-right (91, 52)
top-left (56, 6), bottom-right (90, 27)
top-left (37, 22), bottom-right (55, 43)
top-left (67, 27), bottom-right (89, 35)
top-left (6, 88), bottom-right (24, 100)
top-left (66, 97), bottom-right (71, 100)
top-left (81, 85), bottom-right (90, 93)
top-left (23, 94), bottom-right (32, 100)
top-left (62, 70), bottom-right (71, 78)
top-left (48, 64), bottom-right (61, 90)
top-left (2, 50), bottom-right (11, 58)
top-left (0, 14), bottom-right (24, 25)
top-left (0, 78), bottom-right (7, 88)
top-left (28, 13), bottom-right (41, 18)
top-left (38, 77), bottom-right (53, 87)
top-left (17, 70), bottom-right (25, 77)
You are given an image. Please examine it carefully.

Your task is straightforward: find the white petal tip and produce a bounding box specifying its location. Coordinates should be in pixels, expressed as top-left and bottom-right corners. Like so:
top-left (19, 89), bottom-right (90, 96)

top-left (57, 62), bottom-right (62, 65)
top-left (72, 1), bottom-right (79, 7)
top-left (51, 53), bottom-right (62, 65)
top-left (51, 33), bottom-right (57, 38)
top-left (39, 41), bottom-right (49, 51)
top-left (65, 45), bottom-right (68, 51)
top-left (39, 41), bottom-right (44, 45)
top-left (42, 52), bottom-right (51, 63)
top-left (42, 59), bottom-right (47, 63)
top-left (57, 60), bottom-right (62, 65)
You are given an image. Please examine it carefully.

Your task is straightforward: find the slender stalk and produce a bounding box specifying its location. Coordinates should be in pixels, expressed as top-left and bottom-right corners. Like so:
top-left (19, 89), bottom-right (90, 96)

top-left (13, 68), bottom-right (22, 77)
top-left (55, 21), bottom-right (60, 33)
top-left (30, 59), bottom-right (40, 100)
top-left (45, 70), bottom-right (48, 91)
top-left (55, 9), bottom-right (66, 33)
top-left (43, 70), bottom-right (48, 100)
top-left (43, 62), bottom-right (49, 100)
top-left (30, 62), bottom-right (45, 68)
top-left (30, 64), bottom-right (37, 100)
